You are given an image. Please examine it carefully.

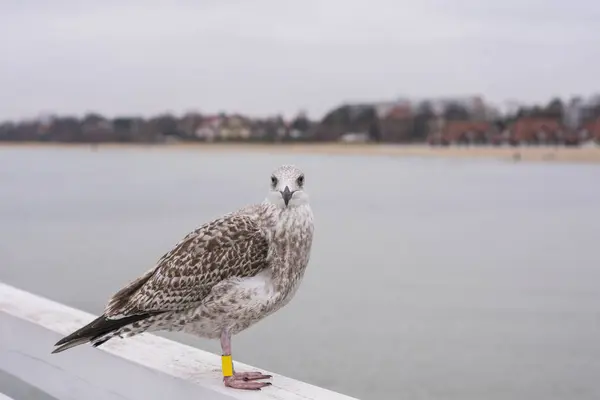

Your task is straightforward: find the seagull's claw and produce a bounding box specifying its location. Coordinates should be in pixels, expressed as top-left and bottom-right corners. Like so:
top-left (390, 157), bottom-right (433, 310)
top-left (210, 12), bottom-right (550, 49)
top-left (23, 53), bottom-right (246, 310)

top-left (224, 371), bottom-right (273, 390)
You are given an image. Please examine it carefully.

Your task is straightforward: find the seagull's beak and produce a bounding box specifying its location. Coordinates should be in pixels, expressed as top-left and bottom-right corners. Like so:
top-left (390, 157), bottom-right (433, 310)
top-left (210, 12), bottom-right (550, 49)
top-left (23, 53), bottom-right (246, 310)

top-left (281, 186), bottom-right (293, 206)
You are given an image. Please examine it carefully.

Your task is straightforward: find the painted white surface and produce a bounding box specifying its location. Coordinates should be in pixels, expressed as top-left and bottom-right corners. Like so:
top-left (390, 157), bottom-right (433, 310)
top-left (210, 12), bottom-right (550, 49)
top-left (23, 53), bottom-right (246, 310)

top-left (0, 282), bottom-right (359, 400)
top-left (0, 393), bottom-right (15, 400)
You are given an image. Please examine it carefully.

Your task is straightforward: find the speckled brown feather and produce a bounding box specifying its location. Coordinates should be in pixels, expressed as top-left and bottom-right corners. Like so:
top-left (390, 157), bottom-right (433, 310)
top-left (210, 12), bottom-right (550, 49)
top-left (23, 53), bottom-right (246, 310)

top-left (105, 213), bottom-right (270, 317)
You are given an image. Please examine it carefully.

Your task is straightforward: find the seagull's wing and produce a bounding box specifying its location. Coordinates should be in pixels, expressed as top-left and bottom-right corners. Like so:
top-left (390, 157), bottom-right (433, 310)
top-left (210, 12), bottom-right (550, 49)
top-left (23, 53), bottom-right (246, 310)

top-left (104, 213), bottom-right (270, 318)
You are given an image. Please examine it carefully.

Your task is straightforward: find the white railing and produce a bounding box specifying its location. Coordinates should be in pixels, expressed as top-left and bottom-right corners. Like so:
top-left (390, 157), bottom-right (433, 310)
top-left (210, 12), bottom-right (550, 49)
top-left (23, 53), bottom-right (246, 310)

top-left (0, 282), bottom-right (358, 400)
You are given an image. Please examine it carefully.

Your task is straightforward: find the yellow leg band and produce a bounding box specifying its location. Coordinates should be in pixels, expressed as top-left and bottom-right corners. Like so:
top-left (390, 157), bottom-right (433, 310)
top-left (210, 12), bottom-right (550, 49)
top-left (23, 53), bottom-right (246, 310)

top-left (222, 355), bottom-right (233, 377)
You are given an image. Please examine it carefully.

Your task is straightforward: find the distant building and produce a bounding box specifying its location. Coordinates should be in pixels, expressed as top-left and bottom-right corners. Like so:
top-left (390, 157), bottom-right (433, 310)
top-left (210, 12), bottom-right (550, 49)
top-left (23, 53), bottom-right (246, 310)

top-left (218, 115), bottom-right (252, 140)
top-left (583, 116), bottom-right (600, 143)
top-left (509, 117), bottom-right (564, 144)
top-left (194, 115), bottom-right (221, 142)
top-left (377, 102), bottom-right (414, 142)
top-left (428, 121), bottom-right (494, 145)
top-left (564, 97), bottom-right (585, 130)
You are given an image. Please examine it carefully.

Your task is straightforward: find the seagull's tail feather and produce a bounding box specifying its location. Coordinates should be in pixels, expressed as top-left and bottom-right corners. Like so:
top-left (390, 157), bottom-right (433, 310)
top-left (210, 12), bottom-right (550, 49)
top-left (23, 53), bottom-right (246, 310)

top-left (51, 313), bottom-right (157, 354)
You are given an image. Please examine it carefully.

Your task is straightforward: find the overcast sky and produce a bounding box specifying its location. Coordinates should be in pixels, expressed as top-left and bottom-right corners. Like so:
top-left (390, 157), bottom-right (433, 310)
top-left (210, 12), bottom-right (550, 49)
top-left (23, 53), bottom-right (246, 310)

top-left (0, 0), bottom-right (598, 120)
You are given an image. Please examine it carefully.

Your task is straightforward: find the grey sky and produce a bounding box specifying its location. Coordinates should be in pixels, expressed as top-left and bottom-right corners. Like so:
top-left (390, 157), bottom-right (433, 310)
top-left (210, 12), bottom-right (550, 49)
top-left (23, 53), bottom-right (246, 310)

top-left (1, 0), bottom-right (598, 120)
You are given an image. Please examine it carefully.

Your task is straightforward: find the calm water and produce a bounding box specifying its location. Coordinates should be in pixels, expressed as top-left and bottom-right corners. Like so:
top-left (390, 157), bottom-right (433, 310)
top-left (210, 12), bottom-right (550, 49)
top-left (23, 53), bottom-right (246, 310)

top-left (1, 146), bottom-right (600, 400)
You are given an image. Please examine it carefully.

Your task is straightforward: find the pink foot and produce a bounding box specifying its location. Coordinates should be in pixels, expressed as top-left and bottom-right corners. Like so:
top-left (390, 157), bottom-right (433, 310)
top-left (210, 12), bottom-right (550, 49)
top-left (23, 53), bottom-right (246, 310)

top-left (223, 371), bottom-right (273, 390)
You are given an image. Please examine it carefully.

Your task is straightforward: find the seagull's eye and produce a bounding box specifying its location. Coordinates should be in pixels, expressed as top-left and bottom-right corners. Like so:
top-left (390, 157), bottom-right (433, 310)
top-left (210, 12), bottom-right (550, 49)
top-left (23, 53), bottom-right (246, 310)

top-left (271, 176), bottom-right (278, 186)
top-left (297, 175), bottom-right (304, 186)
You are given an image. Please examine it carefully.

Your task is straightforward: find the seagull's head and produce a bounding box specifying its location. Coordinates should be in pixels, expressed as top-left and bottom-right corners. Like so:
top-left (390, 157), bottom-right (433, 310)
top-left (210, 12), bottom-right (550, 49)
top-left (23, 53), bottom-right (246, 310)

top-left (266, 165), bottom-right (309, 209)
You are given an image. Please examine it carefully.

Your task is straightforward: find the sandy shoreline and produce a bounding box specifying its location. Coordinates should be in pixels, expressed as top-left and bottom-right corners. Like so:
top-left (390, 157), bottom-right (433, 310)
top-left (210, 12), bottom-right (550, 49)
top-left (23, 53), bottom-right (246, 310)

top-left (2, 142), bottom-right (600, 164)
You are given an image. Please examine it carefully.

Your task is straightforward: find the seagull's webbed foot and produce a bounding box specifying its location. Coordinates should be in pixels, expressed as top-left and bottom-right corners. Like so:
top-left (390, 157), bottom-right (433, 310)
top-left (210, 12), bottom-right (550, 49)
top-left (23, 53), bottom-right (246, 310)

top-left (223, 372), bottom-right (272, 390)
top-left (220, 329), bottom-right (273, 390)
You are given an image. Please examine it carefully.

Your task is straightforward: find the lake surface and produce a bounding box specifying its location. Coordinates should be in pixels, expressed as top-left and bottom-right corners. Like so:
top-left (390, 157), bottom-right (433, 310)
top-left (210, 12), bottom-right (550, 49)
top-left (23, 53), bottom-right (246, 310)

top-left (1, 146), bottom-right (600, 400)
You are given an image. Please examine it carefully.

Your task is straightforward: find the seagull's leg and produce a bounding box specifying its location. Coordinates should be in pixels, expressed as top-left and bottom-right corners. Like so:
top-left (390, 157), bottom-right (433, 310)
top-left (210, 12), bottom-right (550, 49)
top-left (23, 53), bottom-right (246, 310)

top-left (220, 328), bottom-right (272, 390)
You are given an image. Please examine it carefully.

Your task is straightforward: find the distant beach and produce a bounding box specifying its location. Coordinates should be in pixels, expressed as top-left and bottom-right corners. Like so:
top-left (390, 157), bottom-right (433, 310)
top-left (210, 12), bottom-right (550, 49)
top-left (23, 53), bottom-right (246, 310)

top-left (2, 142), bottom-right (600, 164)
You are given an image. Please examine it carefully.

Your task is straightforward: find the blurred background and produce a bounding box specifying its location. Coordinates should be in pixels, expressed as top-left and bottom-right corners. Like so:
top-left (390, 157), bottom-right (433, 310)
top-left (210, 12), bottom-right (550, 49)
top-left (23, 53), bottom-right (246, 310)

top-left (1, 1), bottom-right (600, 400)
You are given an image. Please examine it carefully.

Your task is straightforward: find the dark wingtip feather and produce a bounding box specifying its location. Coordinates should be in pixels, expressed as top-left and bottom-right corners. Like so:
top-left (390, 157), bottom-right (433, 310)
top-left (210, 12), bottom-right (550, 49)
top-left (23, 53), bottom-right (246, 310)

top-left (52, 337), bottom-right (91, 354)
top-left (51, 313), bottom-right (157, 354)
top-left (54, 315), bottom-right (107, 347)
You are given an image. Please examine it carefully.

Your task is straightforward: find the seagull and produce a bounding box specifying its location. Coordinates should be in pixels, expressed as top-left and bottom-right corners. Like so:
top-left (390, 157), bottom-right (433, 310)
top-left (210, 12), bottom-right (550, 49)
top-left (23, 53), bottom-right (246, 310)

top-left (52, 164), bottom-right (314, 390)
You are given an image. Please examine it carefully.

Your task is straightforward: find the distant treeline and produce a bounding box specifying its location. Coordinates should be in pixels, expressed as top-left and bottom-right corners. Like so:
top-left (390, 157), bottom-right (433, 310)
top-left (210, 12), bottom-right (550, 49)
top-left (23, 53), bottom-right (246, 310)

top-left (0, 112), bottom-right (316, 144)
top-left (2, 96), bottom-right (600, 144)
